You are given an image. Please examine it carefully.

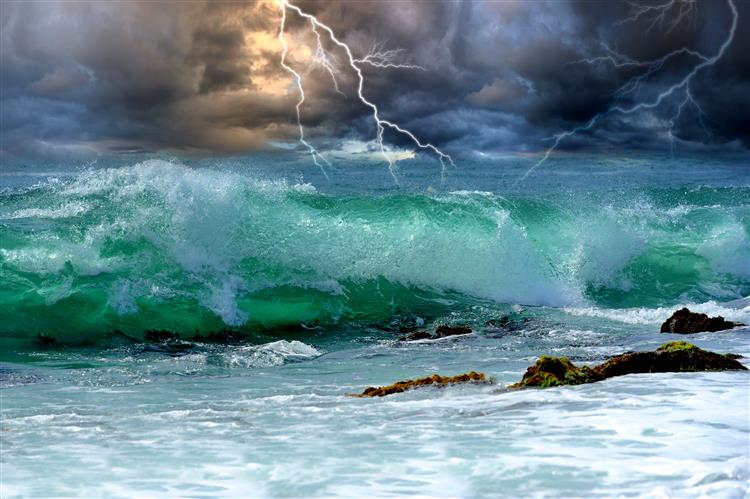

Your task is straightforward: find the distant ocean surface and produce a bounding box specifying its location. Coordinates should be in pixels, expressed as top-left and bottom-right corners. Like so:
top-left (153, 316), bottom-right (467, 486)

top-left (1, 153), bottom-right (749, 497)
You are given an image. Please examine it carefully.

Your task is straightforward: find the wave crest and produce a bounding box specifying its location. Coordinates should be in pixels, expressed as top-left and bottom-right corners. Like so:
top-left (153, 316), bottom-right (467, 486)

top-left (1, 160), bottom-right (748, 337)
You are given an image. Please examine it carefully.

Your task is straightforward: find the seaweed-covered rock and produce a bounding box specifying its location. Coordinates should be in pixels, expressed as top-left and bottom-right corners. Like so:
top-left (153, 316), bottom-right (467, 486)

top-left (509, 356), bottom-right (602, 388)
top-left (593, 341), bottom-right (747, 378)
top-left (660, 308), bottom-right (742, 334)
top-left (512, 341), bottom-right (746, 389)
top-left (434, 324), bottom-right (472, 338)
top-left (356, 371), bottom-right (488, 397)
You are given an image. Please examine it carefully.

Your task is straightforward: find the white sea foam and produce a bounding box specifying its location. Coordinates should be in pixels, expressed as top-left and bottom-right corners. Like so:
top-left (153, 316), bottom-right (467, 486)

top-left (4, 365), bottom-right (746, 498)
top-left (217, 340), bottom-right (322, 368)
top-left (4, 201), bottom-right (90, 219)
top-left (564, 299), bottom-right (750, 325)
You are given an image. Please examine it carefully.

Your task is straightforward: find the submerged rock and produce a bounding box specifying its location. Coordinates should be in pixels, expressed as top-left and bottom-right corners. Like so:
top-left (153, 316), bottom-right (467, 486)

top-left (142, 341), bottom-right (195, 356)
top-left (399, 330), bottom-right (433, 341)
top-left (486, 316), bottom-right (512, 328)
top-left (660, 308), bottom-right (742, 334)
top-left (399, 324), bottom-right (472, 341)
top-left (34, 333), bottom-right (56, 347)
top-left (511, 341), bottom-right (746, 389)
top-left (356, 371), bottom-right (489, 397)
top-left (434, 324), bottom-right (472, 338)
top-left (191, 328), bottom-right (248, 344)
top-left (144, 329), bottom-right (179, 342)
top-left (485, 315), bottom-right (531, 331)
top-left (141, 330), bottom-right (195, 355)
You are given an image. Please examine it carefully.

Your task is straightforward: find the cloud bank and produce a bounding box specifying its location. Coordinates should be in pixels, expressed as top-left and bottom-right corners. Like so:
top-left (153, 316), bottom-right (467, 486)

top-left (1, 0), bottom-right (748, 160)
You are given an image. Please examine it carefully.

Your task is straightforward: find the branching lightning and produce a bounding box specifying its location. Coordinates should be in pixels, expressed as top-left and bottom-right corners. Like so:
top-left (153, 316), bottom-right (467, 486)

top-left (309, 21), bottom-right (344, 96)
top-left (354, 43), bottom-right (427, 71)
top-left (278, 5), bottom-right (331, 179)
top-left (276, 0), bottom-right (454, 184)
top-left (518, 0), bottom-right (738, 185)
top-left (572, 43), bottom-right (709, 98)
top-left (616, 0), bottom-right (698, 34)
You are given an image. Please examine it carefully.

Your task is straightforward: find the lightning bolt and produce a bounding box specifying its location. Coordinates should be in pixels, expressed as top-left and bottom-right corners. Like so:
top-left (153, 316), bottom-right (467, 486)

top-left (354, 42), bottom-right (427, 71)
top-left (616, 0), bottom-right (698, 35)
top-left (276, 0), bottom-right (455, 184)
top-left (277, 5), bottom-right (331, 179)
top-left (309, 21), bottom-right (344, 97)
top-left (667, 85), bottom-right (709, 156)
top-left (517, 0), bottom-right (737, 185)
top-left (572, 43), bottom-right (709, 99)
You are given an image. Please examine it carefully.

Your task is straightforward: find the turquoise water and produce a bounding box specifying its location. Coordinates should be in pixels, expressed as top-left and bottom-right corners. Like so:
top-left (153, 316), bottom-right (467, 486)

top-left (1, 154), bottom-right (749, 496)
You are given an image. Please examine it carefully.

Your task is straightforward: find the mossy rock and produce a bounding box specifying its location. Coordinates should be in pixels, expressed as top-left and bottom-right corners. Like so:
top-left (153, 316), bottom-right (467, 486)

top-left (593, 341), bottom-right (747, 379)
top-left (356, 371), bottom-right (489, 397)
top-left (657, 340), bottom-right (697, 352)
top-left (509, 356), bottom-right (602, 388)
top-left (512, 342), bottom-right (746, 389)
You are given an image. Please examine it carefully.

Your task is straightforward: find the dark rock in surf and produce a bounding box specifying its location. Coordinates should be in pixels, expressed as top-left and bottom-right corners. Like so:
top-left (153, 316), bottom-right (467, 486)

top-left (34, 333), bottom-right (56, 347)
top-left (191, 328), bottom-right (247, 344)
top-left (659, 308), bottom-right (742, 334)
top-left (434, 324), bottom-right (472, 338)
top-left (356, 371), bottom-right (490, 397)
top-left (142, 329), bottom-right (194, 355)
top-left (486, 316), bottom-right (512, 328)
top-left (142, 341), bottom-right (195, 356)
top-left (399, 324), bottom-right (472, 341)
top-left (399, 330), bottom-right (433, 341)
top-left (511, 341), bottom-right (746, 389)
top-left (509, 356), bottom-right (602, 388)
top-left (593, 341), bottom-right (747, 378)
top-left (485, 316), bottom-right (530, 332)
top-left (144, 329), bottom-right (179, 342)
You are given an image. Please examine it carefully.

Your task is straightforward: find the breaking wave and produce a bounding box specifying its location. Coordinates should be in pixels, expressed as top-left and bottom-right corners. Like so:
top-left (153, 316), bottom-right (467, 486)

top-left (1, 159), bottom-right (748, 339)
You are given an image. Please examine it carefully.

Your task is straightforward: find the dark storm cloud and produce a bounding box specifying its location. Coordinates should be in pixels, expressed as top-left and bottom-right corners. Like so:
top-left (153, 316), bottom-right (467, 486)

top-left (1, 0), bottom-right (747, 159)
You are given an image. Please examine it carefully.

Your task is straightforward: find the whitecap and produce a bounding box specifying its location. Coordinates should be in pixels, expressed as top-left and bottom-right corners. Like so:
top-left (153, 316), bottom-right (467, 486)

top-left (564, 299), bottom-right (750, 325)
top-left (214, 340), bottom-right (322, 368)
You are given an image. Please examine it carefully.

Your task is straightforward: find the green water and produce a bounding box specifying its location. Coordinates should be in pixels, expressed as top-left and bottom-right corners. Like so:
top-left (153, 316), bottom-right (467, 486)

top-left (1, 159), bottom-right (748, 346)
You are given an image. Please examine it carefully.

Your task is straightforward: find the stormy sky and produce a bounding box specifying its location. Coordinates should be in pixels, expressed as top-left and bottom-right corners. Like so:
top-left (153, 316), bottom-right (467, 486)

top-left (1, 0), bottom-right (748, 161)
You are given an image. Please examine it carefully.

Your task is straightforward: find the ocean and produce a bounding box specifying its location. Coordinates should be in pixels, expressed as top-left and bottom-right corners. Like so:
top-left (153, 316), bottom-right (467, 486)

top-left (1, 153), bottom-right (748, 497)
